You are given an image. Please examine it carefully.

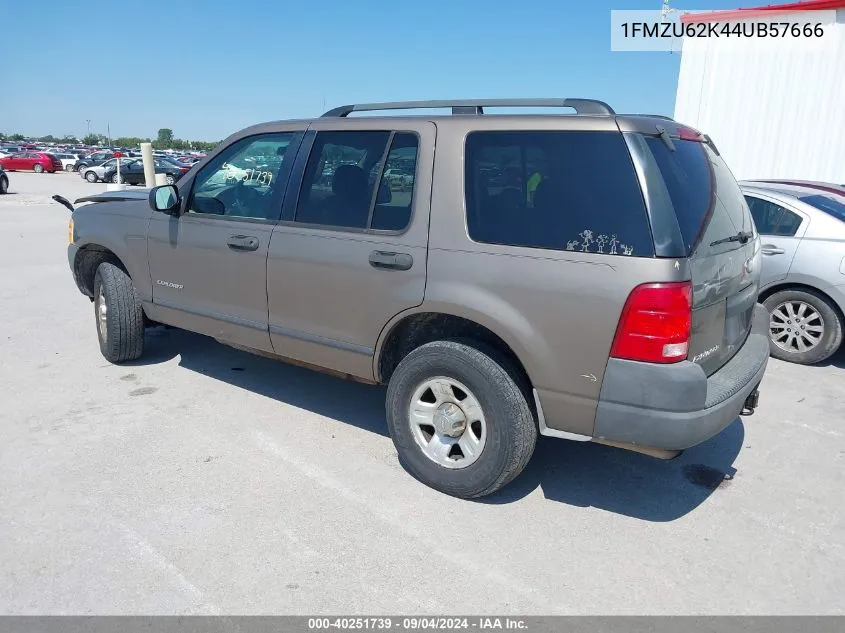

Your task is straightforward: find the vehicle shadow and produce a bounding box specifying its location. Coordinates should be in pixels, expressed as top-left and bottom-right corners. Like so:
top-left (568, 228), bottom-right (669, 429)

top-left (131, 327), bottom-right (390, 438)
top-left (133, 327), bottom-right (744, 521)
top-left (817, 346), bottom-right (845, 369)
top-left (481, 421), bottom-right (744, 521)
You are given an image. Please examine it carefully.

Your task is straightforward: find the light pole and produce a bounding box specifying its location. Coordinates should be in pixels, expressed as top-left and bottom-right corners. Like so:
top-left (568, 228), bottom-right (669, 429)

top-left (86, 119), bottom-right (91, 138)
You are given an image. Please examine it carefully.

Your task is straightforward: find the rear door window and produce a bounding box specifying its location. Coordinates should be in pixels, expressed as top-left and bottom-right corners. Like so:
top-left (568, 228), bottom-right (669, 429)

top-left (745, 195), bottom-right (786, 234)
top-left (464, 131), bottom-right (653, 257)
top-left (744, 195), bottom-right (803, 236)
top-left (294, 130), bottom-right (419, 232)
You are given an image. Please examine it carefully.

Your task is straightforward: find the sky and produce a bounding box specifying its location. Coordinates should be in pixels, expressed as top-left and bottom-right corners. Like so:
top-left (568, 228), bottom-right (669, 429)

top-left (1, 0), bottom-right (764, 141)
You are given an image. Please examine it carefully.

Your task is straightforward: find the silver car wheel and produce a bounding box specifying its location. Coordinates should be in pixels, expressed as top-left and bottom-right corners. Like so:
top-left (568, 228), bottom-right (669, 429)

top-left (770, 300), bottom-right (824, 353)
top-left (96, 286), bottom-right (108, 342)
top-left (408, 376), bottom-right (486, 469)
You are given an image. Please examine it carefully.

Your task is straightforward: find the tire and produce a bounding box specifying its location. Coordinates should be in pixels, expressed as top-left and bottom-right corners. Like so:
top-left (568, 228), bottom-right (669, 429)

top-left (385, 340), bottom-right (537, 499)
top-left (165, 174), bottom-right (176, 185)
top-left (93, 262), bottom-right (145, 363)
top-left (33, 164), bottom-right (44, 173)
top-left (111, 173), bottom-right (120, 184)
top-left (0, 176), bottom-right (7, 194)
top-left (65, 164), bottom-right (74, 172)
top-left (762, 289), bottom-right (843, 365)
top-left (85, 170), bottom-right (98, 183)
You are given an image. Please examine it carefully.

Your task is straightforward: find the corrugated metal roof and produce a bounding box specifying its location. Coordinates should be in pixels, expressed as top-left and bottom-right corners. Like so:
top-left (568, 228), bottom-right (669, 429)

top-left (681, 0), bottom-right (845, 23)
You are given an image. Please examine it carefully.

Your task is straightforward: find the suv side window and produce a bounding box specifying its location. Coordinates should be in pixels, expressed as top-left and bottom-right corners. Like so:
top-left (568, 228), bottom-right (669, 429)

top-left (187, 132), bottom-right (297, 221)
top-left (294, 130), bottom-right (419, 231)
top-left (745, 195), bottom-right (802, 236)
top-left (464, 131), bottom-right (653, 256)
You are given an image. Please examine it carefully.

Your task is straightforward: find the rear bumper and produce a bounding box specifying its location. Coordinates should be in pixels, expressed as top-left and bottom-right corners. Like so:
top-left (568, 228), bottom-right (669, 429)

top-left (593, 304), bottom-right (770, 450)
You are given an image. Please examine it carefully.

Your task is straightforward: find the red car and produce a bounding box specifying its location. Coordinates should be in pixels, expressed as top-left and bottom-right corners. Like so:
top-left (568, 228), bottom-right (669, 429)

top-left (0, 152), bottom-right (63, 173)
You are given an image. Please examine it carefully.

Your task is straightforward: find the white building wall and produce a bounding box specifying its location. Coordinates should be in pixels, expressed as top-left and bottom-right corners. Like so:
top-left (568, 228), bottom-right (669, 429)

top-left (674, 10), bottom-right (845, 183)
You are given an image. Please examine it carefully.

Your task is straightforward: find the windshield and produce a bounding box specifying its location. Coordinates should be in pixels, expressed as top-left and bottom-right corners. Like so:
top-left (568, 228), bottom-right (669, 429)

top-left (800, 194), bottom-right (845, 222)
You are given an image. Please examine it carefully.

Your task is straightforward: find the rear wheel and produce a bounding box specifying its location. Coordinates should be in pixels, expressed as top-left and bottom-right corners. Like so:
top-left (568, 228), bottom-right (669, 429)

top-left (111, 173), bottom-right (120, 184)
top-left (0, 175), bottom-right (8, 194)
top-left (33, 164), bottom-right (44, 173)
top-left (85, 171), bottom-right (98, 183)
top-left (93, 262), bottom-right (145, 363)
top-left (385, 340), bottom-right (537, 499)
top-left (762, 289), bottom-right (843, 364)
top-left (165, 174), bottom-right (176, 185)
top-left (65, 164), bottom-right (75, 172)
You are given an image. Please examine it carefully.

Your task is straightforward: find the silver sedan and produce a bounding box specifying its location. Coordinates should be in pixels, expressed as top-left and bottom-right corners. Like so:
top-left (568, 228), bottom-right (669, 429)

top-left (79, 158), bottom-right (131, 183)
top-left (741, 180), bottom-right (845, 364)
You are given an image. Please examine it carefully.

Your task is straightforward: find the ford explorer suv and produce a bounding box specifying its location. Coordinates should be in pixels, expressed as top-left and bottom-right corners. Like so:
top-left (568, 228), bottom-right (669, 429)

top-left (62, 98), bottom-right (769, 499)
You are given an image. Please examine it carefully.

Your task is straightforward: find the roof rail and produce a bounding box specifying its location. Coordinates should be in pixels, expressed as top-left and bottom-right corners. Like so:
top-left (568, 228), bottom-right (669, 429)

top-left (321, 98), bottom-right (615, 118)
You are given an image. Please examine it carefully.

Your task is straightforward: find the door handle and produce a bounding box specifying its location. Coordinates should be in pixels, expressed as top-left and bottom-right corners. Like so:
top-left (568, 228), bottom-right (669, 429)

top-left (761, 245), bottom-right (785, 255)
top-left (369, 250), bottom-right (413, 271)
top-left (227, 235), bottom-right (259, 251)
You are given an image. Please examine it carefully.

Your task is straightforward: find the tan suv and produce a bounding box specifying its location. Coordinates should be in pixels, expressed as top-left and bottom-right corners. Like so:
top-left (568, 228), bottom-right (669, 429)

top-left (63, 99), bottom-right (770, 498)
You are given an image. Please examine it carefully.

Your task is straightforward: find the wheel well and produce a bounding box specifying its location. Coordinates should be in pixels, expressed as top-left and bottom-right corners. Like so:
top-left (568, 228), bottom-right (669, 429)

top-left (759, 283), bottom-right (845, 322)
top-left (74, 246), bottom-right (127, 297)
top-left (377, 313), bottom-right (533, 389)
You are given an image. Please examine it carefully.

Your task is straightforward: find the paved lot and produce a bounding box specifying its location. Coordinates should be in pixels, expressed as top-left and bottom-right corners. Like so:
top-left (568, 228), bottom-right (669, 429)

top-left (1, 171), bottom-right (844, 615)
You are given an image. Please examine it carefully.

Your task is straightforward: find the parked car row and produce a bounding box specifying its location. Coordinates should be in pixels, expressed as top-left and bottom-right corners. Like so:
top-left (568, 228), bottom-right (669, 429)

top-left (80, 157), bottom-right (190, 186)
top-left (1, 140), bottom-right (207, 174)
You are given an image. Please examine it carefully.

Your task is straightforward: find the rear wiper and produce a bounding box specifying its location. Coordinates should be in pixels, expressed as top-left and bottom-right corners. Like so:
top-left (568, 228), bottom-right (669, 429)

top-left (710, 230), bottom-right (753, 246)
top-left (655, 125), bottom-right (675, 151)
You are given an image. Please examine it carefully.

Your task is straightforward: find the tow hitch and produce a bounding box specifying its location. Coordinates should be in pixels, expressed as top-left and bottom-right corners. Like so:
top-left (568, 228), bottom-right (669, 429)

top-left (741, 389), bottom-right (760, 416)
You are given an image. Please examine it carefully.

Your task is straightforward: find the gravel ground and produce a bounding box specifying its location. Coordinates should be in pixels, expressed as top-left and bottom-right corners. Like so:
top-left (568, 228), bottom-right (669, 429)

top-left (1, 171), bottom-right (844, 615)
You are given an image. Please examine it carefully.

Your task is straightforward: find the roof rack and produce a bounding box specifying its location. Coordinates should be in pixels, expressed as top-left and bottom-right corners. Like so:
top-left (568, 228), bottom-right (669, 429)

top-left (321, 98), bottom-right (616, 118)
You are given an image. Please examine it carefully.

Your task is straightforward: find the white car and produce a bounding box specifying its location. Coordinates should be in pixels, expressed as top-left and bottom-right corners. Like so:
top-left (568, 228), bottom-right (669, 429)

top-left (53, 153), bottom-right (83, 172)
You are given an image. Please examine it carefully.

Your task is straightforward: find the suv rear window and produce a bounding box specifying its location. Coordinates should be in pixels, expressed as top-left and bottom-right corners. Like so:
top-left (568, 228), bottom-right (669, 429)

top-left (642, 136), bottom-right (751, 254)
top-left (465, 131), bottom-right (653, 257)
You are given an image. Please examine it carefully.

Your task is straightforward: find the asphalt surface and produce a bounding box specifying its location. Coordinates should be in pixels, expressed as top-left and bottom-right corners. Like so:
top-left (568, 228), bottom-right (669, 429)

top-left (1, 171), bottom-right (844, 615)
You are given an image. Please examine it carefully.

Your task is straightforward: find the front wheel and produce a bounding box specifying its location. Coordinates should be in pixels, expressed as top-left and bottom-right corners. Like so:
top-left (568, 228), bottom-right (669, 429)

top-left (385, 340), bottom-right (537, 499)
top-left (762, 289), bottom-right (843, 364)
top-left (0, 175), bottom-right (8, 194)
top-left (165, 174), bottom-right (176, 185)
top-left (65, 164), bottom-right (75, 172)
top-left (85, 171), bottom-right (98, 183)
top-left (111, 173), bottom-right (120, 184)
top-left (93, 262), bottom-right (145, 363)
top-left (33, 164), bottom-right (44, 173)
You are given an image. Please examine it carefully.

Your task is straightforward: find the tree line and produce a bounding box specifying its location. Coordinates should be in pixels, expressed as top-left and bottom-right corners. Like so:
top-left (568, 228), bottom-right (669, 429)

top-left (0, 128), bottom-right (220, 152)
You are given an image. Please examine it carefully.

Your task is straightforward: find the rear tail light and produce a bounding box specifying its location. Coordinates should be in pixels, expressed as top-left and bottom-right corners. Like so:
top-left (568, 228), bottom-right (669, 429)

top-left (179, 167), bottom-right (189, 173)
top-left (610, 282), bottom-right (692, 364)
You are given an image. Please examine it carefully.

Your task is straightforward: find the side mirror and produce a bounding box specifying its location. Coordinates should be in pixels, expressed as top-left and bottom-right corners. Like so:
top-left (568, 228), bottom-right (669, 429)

top-left (149, 185), bottom-right (180, 215)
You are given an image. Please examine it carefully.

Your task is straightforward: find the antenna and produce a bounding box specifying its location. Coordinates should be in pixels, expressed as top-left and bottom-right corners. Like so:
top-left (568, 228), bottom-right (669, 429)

top-left (661, 0), bottom-right (682, 54)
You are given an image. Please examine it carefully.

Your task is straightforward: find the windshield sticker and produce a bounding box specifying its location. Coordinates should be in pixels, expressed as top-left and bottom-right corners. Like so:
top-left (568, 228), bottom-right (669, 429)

top-left (565, 229), bottom-right (633, 255)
